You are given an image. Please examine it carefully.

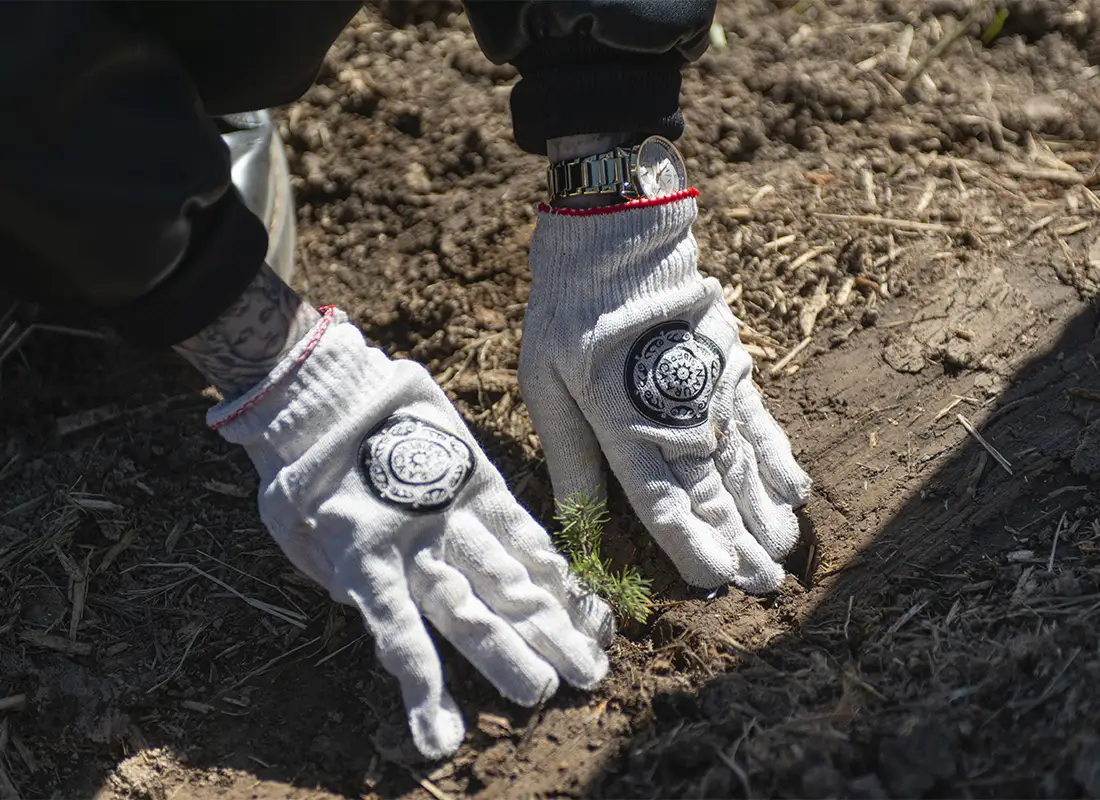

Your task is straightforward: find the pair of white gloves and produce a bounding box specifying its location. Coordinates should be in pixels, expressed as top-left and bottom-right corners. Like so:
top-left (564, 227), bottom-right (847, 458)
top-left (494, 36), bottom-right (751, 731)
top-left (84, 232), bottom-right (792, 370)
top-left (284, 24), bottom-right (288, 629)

top-left (208, 192), bottom-right (810, 759)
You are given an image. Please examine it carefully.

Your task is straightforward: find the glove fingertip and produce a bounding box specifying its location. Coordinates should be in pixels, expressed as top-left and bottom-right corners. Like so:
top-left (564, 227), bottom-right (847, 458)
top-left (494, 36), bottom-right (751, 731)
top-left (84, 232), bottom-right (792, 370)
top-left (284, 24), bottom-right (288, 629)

top-left (503, 670), bottom-right (561, 708)
top-left (551, 476), bottom-right (609, 512)
top-left (750, 502), bottom-right (803, 563)
top-left (579, 594), bottom-right (616, 649)
top-left (409, 694), bottom-right (466, 761)
top-left (739, 558), bottom-right (785, 596)
top-left (568, 646), bottom-right (610, 692)
top-left (758, 449), bottom-right (812, 509)
top-left (784, 467), bottom-right (813, 508)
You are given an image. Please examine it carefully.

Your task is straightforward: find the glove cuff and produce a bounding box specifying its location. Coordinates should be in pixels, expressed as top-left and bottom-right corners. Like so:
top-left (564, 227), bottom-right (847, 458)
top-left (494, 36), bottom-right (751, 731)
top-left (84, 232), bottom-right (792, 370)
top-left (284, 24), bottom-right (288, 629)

top-left (529, 189), bottom-right (701, 314)
top-left (206, 306), bottom-right (398, 476)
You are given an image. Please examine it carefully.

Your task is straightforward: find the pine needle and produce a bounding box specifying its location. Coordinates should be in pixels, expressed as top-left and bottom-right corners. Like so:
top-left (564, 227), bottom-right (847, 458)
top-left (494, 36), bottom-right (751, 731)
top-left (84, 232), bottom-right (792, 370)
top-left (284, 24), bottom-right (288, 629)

top-left (553, 492), bottom-right (653, 624)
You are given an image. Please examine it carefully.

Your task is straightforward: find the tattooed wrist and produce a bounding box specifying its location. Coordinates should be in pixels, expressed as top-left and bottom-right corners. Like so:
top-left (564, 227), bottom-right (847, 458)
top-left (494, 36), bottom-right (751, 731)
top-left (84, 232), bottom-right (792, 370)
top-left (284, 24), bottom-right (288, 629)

top-left (546, 133), bottom-right (633, 162)
top-left (173, 264), bottom-right (320, 398)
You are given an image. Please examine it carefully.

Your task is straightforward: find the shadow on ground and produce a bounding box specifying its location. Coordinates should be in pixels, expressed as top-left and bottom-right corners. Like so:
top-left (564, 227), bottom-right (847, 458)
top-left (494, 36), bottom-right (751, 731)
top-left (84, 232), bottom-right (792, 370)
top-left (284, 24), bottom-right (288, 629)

top-left (3, 258), bottom-right (1100, 800)
top-left (582, 297), bottom-right (1100, 798)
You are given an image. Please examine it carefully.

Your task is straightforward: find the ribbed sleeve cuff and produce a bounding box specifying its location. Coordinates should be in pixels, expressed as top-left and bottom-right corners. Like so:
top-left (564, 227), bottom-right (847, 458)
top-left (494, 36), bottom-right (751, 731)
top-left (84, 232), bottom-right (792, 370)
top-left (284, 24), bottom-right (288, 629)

top-left (509, 38), bottom-right (685, 155)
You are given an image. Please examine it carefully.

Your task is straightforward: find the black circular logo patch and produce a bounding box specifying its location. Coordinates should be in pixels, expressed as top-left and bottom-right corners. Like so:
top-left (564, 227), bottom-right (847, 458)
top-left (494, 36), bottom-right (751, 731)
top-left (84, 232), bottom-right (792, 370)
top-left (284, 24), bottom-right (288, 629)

top-left (624, 321), bottom-right (724, 428)
top-left (359, 415), bottom-right (474, 512)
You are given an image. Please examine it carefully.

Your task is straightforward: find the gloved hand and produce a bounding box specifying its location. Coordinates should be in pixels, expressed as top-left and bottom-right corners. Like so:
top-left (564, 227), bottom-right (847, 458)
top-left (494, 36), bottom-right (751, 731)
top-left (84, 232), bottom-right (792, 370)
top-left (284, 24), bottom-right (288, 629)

top-left (209, 308), bottom-right (613, 759)
top-left (520, 191), bottom-right (811, 592)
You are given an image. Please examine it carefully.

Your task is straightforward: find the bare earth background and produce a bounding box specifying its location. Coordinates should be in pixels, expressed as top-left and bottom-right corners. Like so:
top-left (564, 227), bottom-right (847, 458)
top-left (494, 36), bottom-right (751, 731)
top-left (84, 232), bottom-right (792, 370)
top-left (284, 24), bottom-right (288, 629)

top-left (4, 1), bottom-right (1100, 797)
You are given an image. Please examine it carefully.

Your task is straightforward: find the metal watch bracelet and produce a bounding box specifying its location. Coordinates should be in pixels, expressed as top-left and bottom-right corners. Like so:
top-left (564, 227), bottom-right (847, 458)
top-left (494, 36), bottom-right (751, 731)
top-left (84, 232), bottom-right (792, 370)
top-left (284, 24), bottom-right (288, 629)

top-left (546, 147), bottom-right (638, 202)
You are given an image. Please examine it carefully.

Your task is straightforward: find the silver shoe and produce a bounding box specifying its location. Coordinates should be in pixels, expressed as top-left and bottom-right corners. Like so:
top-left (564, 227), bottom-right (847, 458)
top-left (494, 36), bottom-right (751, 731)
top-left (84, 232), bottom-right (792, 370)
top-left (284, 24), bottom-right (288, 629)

top-left (0, 110), bottom-right (298, 372)
top-left (220, 109), bottom-right (297, 285)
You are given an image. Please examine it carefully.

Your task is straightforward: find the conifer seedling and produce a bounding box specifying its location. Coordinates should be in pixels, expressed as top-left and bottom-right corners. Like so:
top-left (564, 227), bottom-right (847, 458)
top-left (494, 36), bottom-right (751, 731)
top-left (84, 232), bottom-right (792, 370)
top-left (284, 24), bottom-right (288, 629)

top-left (553, 491), bottom-right (653, 624)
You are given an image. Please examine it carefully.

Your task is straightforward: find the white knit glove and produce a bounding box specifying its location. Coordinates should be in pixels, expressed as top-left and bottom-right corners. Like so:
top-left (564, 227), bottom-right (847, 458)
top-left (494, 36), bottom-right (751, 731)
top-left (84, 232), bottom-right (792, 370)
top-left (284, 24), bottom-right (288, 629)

top-left (521, 191), bottom-right (811, 592)
top-left (208, 308), bottom-right (612, 760)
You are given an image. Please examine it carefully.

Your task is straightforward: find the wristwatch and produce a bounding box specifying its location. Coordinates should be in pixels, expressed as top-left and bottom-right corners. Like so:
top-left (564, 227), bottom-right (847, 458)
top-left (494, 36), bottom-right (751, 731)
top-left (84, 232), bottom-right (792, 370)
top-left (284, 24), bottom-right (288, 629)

top-left (547, 135), bottom-right (688, 203)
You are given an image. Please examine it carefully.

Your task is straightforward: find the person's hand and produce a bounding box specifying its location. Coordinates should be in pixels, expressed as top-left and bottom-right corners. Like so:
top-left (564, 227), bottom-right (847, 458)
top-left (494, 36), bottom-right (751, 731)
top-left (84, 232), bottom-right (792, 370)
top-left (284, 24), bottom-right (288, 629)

top-left (520, 191), bottom-right (811, 592)
top-left (209, 308), bottom-right (613, 759)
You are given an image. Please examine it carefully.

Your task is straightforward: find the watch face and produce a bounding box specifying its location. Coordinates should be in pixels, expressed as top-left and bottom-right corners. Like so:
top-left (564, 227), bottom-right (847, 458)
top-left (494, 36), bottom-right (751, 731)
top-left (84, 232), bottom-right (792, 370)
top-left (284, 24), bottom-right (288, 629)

top-left (636, 137), bottom-right (687, 199)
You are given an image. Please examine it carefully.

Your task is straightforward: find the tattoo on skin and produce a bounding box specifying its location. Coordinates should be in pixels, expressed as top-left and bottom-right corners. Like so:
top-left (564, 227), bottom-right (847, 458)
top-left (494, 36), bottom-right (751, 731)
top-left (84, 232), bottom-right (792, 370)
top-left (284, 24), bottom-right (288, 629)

top-left (173, 264), bottom-right (320, 398)
top-left (546, 133), bottom-right (631, 162)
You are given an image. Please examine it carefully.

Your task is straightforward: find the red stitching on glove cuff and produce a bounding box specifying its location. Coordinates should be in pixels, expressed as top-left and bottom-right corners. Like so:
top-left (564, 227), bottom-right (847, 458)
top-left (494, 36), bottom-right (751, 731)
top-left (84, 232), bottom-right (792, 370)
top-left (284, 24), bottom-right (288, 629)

top-left (536, 187), bottom-right (699, 217)
top-left (209, 306), bottom-right (339, 431)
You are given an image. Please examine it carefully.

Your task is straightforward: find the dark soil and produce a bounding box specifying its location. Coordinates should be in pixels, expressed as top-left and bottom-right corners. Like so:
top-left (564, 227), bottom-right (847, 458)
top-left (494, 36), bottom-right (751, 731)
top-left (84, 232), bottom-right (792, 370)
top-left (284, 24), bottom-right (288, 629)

top-left (5, 1), bottom-right (1100, 798)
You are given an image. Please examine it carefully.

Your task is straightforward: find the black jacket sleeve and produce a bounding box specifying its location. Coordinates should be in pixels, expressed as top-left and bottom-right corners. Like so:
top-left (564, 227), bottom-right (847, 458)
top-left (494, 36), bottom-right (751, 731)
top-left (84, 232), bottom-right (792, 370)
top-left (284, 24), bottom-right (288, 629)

top-left (0, 2), bottom-right (357, 347)
top-left (0, 1), bottom-right (710, 345)
top-left (0, 3), bottom-right (270, 346)
top-left (462, 0), bottom-right (717, 155)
